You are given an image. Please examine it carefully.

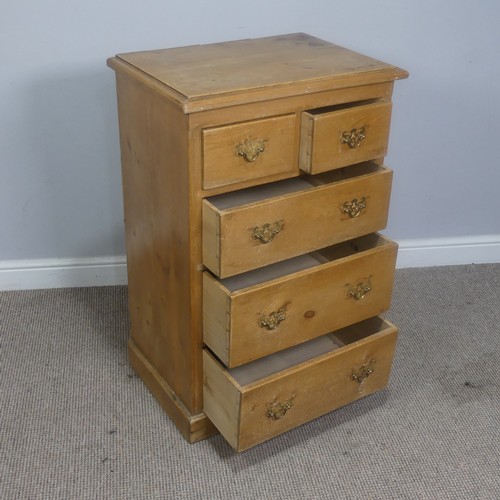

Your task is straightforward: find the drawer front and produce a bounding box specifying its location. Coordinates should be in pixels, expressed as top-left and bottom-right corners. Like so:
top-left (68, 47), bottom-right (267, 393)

top-left (203, 317), bottom-right (398, 451)
top-left (203, 234), bottom-right (397, 367)
top-left (202, 163), bottom-right (393, 278)
top-left (202, 115), bottom-right (297, 189)
top-left (299, 101), bottom-right (392, 174)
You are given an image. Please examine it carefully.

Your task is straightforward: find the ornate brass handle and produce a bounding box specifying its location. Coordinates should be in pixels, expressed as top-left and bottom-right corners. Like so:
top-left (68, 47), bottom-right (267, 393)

top-left (259, 307), bottom-right (286, 330)
top-left (236, 139), bottom-right (265, 162)
top-left (347, 281), bottom-right (371, 300)
top-left (340, 127), bottom-right (366, 148)
top-left (251, 221), bottom-right (282, 244)
top-left (351, 360), bottom-right (375, 383)
top-left (342, 197), bottom-right (366, 218)
top-left (266, 396), bottom-right (295, 420)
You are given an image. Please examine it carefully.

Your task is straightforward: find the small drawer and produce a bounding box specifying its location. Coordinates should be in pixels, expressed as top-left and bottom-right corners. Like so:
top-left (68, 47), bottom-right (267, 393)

top-left (202, 115), bottom-right (297, 189)
top-left (202, 162), bottom-right (393, 278)
top-left (204, 233), bottom-right (397, 367)
top-left (203, 316), bottom-right (398, 451)
top-left (299, 100), bottom-right (392, 174)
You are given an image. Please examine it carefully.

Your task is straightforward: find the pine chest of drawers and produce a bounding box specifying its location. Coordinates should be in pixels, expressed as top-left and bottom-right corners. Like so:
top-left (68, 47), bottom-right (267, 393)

top-left (108, 33), bottom-right (408, 451)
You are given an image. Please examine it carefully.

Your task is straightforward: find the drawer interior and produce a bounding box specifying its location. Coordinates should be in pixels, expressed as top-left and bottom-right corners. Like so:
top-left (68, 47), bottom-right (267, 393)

top-left (205, 161), bottom-right (385, 211)
top-left (304, 97), bottom-right (385, 116)
top-left (226, 316), bottom-right (392, 386)
top-left (218, 233), bottom-right (390, 292)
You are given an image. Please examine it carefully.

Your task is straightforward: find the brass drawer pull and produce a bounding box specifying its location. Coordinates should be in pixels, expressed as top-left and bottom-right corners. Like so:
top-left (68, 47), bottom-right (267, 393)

top-left (251, 221), bottom-right (282, 244)
top-left (259, 307), bottom-right (287, 330)
top-left (266, 396), bottom-right (295, 420)
top-left (347, 281), bottom-right (371, 300)
top-left (340, 127), bottom-right (366, 148)
top-left (236, 138), bottom-right (265, 162)
top-left (342, 197), bottom-right (366, 218)
top-left (351, 360), bottom-right (375, 383)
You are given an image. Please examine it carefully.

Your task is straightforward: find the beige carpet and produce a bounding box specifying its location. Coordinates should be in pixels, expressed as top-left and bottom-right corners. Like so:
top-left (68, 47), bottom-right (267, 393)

top-left (1, 264), bottom-right (499, 499)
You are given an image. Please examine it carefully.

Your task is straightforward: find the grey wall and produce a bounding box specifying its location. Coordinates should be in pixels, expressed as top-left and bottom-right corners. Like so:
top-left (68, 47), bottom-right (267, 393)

top-left (2, 0), bottom-right (499, 263)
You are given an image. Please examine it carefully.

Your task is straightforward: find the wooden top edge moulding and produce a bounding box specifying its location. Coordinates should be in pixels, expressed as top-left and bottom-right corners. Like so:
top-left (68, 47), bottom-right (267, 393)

top-left (108, 33), bottom-right (408, 112)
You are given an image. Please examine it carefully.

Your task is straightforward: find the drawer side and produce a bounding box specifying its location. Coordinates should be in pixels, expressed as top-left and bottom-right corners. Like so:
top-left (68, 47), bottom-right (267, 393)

top-left (203, 350), bottom-right (241, 449)
top-left (202, 202), bottom-right (222, 277)
top-left (298, 111), bottom-right (315, 173)
top-left (203, 273), bottom-right (232, 366)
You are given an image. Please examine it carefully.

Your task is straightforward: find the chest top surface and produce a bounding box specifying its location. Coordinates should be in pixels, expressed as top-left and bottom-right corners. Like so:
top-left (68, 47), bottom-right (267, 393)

top-left (111, 33), bottom-right (407, 111)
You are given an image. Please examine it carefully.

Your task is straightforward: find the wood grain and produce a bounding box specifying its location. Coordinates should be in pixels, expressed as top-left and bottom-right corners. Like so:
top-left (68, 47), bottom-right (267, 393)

top-left (203, 234), bottom-right (398, 367)
top-left (109, 34), bottom-right (406, 448)
top-left (130, 340), bottom-right (217, 443)
top-left (114, 33), bottom-right (408, 112)
top-left (203, 350), bottom-right (241, 446)
top-left (203, 317), bottom-right (398, 451)
top-left (203, 114), bottom-right (297, 189)
top-left (203, 163), bottom-right (393, 278)
top-left (115, 73), bottom-right (201, 413)
top-left (300, 100), bottom-right (393, 174)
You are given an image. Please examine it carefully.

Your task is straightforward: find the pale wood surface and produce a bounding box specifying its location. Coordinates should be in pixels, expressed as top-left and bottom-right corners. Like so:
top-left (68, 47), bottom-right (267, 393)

top-left (115, 73), bottom-right (203, 413)
top-left (202, 275), bottom-right (231, 364)
top-left (190, 82), bottom-right (394, 139)
top-left (300, 100), bottom-right (393, 174)
top-left (203, 114), bottom-right (297, 189)
top-left (203, 234), bottom-right (397, 367)
top-left (109, 34), bottom-right (406, 449)
top-left (115, 33), bottom-right (408, 112)
top-left (200, 201), bottom-right (221, 277)
top-left (219, 252), bottom-right (323, 292)
top-left (129, 340), bottom-right (217, 443)
top-left (203, 163), bottom-right (393, 278)
top-left (205, 176), bottom-right (313, 210)
top-left (202, 350), bottom-right (241, 447)
top-left (203, 317), bottom-right (398, 451)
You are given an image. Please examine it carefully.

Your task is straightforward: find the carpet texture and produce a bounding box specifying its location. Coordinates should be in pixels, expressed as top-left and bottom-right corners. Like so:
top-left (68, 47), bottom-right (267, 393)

top-left (1, 264), bottom-right (499, 499)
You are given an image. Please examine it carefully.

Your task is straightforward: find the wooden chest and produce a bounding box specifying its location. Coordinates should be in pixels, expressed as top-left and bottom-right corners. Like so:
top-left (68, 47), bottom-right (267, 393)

top-left (108, 33), bottom-right (407, 451)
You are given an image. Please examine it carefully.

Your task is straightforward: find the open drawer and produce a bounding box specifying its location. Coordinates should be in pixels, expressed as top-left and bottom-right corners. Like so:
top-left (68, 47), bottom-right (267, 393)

top-left (299, 100), bottom-right (392, 174)
top-left (203, 233), bottom-right (397, 367)
top-left (202, 162), bottom-right (393, 278)
top-left (203, 316), bottom-right (398, 452)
